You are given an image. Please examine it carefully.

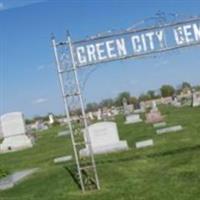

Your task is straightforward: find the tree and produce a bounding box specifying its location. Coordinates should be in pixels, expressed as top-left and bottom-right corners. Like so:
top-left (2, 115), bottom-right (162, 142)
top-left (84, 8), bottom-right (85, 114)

top-left (181, 82), bottom-right (192, 90)
top-left (115, 91), bottom-right (131, 106)
top-left (147, 90), bottom-right (156, 99)
top-left (139, 94), bottom-right (151, 101)
top-left (160, 85), bottom-right (175, 97)
top-left (99, 98), bottom-right (114, 108)
top-left (86, 103), bottom-right (99, 112)
top-left (129, 96), bottom-right (138, 105)
top-left (194, 85), bottom-right (200, 91)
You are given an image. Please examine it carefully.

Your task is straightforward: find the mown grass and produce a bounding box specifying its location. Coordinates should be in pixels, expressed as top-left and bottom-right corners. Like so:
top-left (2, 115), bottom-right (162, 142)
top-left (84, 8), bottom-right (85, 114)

top-left (0, 105), bottom-right (200, 200)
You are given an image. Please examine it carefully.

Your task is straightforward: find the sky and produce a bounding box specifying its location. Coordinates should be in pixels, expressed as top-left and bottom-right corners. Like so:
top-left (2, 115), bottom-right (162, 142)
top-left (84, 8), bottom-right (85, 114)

top-left (0, 0), bottom-right (200, 118)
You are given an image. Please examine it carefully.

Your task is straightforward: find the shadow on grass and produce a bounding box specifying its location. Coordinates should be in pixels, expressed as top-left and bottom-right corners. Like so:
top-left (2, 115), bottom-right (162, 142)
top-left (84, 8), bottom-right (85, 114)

top-left (63, 144), bottom-right (200, 188)
top-left (148, 144), bottom-right (200, 158)
top-left (64, 166), bottom-right (81, 190)
top-left (66, 144), bottom-right (200, 168)
top-left (64, 166), bottom-right (99, 190)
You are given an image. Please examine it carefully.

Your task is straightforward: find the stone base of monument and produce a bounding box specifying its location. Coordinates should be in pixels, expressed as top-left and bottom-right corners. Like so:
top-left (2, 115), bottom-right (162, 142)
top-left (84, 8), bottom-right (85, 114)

top-left (134, 109), bottom-right (145, 114)
top-left (193, 101), bottom-right (200, 107)
top-left (80, 141), bottom-right (129, 157)
top-left (0, 135), bottom-right (33, 153)
top-left (172, 101), bottom-right (182, 107)
top-left (146, 111), bottom-right (165, 124)
top-left (125, 114), bottom-right (142, 124)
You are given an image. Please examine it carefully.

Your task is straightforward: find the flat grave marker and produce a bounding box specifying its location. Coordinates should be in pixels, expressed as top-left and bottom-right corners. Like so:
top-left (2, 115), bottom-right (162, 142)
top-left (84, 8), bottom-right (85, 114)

top-left (125, 114), bottom-right (142, 124)
top-left (136, 139), bottom-right (154, 149)
top-left (156, 125), bottom-right (183, 135)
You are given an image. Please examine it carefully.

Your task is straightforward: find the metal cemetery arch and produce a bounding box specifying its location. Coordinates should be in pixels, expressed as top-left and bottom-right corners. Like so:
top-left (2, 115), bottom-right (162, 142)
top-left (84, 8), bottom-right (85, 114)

top-left (52, 14), bottom-right (200, 192)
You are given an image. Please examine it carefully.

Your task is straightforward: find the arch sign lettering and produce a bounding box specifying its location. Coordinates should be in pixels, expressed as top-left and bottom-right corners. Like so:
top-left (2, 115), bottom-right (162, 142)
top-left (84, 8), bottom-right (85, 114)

top-left (73, 17), bottom-right (200, 67)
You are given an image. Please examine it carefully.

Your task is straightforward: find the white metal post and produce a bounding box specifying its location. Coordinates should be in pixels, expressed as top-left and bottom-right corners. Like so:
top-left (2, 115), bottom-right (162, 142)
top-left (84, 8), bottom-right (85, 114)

top-left (67, 34), bottom-right (100, 190)
top-left (52, 37), bottom-right (85, 192)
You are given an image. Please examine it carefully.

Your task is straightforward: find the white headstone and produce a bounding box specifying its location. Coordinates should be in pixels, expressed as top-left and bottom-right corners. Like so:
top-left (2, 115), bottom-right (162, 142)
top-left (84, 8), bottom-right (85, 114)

top-left (172, 96), bottom-right (181, 107)
top-left (156, 125), bottom-right (183, 135)
top-left (97, 109), bottom-right (102, 120)
top-left (111, 108), bottom-right (119, 116)
top-left (80, 122), bottom-right (128, 156)
top-left (140, 102), bottom-right (146, 111)
top-left (88, 112), bottom-right (94, 120)
top-left (57, 130), bottom-right (70, 137)
top-left (192, 92), bottom-right (200, 107)
top-left (53, 155), bottom-right (72, 164)
top-left (125, 114), bottom-right (142, 124)
top-left (49, 114), bottom-right (54, 124)
top-left (134, 108), bottom-right (145, 114)
top-left (1, 112), bottom-right (26, 138)
top-left (0, 112), bottom-right (33, 153)
top-left (152, 101), bottom-right (158, 111)
top-left (136, 139), bottom-right (154, 149)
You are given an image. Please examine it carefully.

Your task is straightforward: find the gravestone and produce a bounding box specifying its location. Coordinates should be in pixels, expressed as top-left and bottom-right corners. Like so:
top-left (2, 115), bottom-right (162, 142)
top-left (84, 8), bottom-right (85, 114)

top-left (192, 92), bottom-right (200, 107)
top-left (171, 96), bottom-right (181, 107)
top-left (111, 108), bottom-right (119, 116)
top-left (80, 122), bottom-right (128, 156)
top-left (0, 112), bottom-right (33, 153)
top-left (34, 121), bottom-right (48, 131)
top-left (151, 100), bottom-right (158, 111)
top-left (123, 98), bottom-right (134, 115)
top-left (140, 102), bottom-right (146, 111)
top-left (57, 130), bottom-right (70, 137)
top-left (54, 155), bottom-right (72, 164)
top-left (97, 109), bottom-right (102, 120)
top-left (153, 122), bottom-right (167, 128)
top-left (125, 114), bottom-right (142, 124)
top-left (88, 112), bottom-right (94, 120)
top-left (136, 139), bottom-right (154, 149)
top-left (134, 108), bottom-right (145, 114)
top-left (156, 125), bottom-right (183, 135)
top-left (146, 101), bottom-right (164, 123)
top-left (48, 114), bottom-right (55, 124)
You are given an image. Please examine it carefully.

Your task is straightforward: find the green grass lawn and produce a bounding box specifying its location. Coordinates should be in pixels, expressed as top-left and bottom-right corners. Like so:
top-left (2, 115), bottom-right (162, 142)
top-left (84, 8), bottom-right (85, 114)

top-left (0, 105), bottom-right (200, 200)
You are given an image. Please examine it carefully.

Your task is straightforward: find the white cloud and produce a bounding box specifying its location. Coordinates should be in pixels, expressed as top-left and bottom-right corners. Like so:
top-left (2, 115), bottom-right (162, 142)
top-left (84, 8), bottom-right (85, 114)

top-left (0, 0), bottom-right (47, 12)
top-left (37, 63), bottom-right (53, 71)
top-left (37, 65), bottom-right (45, 71)
top-left (0, 2), bottom-right (5, 10)
top-left (33, 98), bottom-right (48, 104)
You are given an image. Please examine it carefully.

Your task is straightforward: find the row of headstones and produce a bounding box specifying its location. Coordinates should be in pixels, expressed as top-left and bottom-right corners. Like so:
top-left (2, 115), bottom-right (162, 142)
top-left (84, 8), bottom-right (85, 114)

top-left (137, 122), bottom-right (183, 148)
top-left (56, 119), bottom-right (184, 161)
top-left (56, 101), bottom-right (166, 156)
top-left (86, 93), bottom-right (200, 124)
top-left (124, 101), bottom-right (163, 124)
top-left (128, 103), bottom-right (183, 148)
top-left (171, 92), bottom-right (200, 108)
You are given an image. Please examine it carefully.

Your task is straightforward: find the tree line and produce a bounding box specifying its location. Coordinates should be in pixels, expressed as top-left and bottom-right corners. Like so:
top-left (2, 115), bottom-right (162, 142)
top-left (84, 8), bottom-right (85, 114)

top-left (86, 82), bottom-right (200, 112)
